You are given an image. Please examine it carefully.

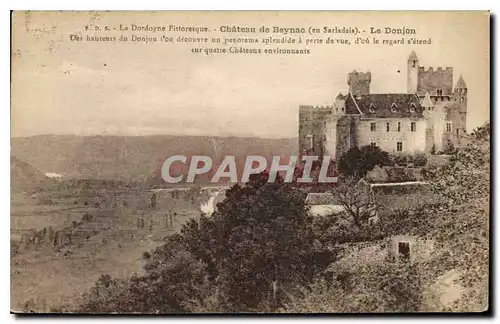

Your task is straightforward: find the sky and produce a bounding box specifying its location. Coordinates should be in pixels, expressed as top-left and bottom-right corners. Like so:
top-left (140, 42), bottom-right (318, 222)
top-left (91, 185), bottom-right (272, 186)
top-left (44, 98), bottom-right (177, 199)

top-left (11, 11), bottom-right (490, 138)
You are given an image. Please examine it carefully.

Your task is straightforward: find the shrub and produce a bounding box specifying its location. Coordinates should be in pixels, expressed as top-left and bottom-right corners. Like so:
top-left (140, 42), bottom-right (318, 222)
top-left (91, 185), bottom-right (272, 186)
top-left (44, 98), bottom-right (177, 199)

top-left (386, 167), bottom-right (417, 182)
top-left (393, 155), bottom-right (408, 167)
top-left (414, 154), bottom-right (428, 167)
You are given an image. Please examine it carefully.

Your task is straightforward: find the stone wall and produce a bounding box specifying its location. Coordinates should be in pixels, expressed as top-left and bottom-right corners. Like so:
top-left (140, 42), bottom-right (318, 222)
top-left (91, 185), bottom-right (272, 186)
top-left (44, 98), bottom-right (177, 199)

top-left (298, 105), bottom-right (333, 156)
top-left (417, 67), bottom-right (453, 96)
top-left (355, 117), bottom-right (427, 154)
top-left (388, 235), bottom-right (435, 263)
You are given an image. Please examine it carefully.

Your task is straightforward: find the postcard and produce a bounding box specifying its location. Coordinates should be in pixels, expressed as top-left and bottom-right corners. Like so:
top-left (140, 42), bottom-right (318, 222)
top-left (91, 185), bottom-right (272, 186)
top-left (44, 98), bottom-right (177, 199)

top-left (11, 11), bottom-right (490, 314)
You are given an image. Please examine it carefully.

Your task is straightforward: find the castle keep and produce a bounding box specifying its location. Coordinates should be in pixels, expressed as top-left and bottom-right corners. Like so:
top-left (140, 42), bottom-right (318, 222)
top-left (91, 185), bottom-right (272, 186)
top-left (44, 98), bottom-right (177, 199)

top-left (298, 51), bottom-right (468, 159)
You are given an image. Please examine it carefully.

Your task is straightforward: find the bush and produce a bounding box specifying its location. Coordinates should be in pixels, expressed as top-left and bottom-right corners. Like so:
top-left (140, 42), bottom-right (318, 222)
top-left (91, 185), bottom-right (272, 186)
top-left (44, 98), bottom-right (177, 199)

top-left (338, 145), bottom-right (392, 178)
top-left (386, 167), bottom-right (417, 182)
top-left (393, 155), bottom-right (408, 167)
top-left (413, 154), bottom-right (428, 167)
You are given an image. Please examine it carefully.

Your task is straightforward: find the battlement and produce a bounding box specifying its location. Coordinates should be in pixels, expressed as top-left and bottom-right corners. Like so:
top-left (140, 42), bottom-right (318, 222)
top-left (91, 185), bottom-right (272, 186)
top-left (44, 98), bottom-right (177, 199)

top-left (418, 66), bottom-right (453, 73)
top-left (299, 105), bottom-right (334, 110)
top-left (347, 71), bottom-right (372, 84)
top-left (348, 70), bottom-right (371, 95)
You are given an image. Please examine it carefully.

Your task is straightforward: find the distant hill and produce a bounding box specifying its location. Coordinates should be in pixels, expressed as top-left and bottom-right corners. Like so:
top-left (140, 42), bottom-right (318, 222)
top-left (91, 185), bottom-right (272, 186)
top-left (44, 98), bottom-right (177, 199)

top-left (11, 135), bottom-right (298, 185)
top-left (11, 156), bottom-right (53, 191)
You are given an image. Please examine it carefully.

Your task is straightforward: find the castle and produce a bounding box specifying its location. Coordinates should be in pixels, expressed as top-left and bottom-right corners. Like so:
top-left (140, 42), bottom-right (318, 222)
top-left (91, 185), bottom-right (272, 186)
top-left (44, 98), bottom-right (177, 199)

top-left (298, 51), bottom-right (468, 159)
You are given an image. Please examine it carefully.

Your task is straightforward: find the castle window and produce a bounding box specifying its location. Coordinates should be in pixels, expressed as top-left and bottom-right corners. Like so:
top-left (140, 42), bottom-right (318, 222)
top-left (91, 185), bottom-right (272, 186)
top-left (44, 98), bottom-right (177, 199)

top-left (370, 142), bottom-right (377, 147)
top-left (306, 135), bottom-right (313, 149)
top-left (391, 103), bottom-right (397, 112)
top-left (460, 97), bottom-right (465, 103)
top-left (409, 103), bottom-right (416, 112)
top-left (446, 122), bottom-right (452, 133)
top-left (370, 123), bottom-right (376, 132)
top-left (341, 107), bottom-right (344, 112)
top-left (412, 61), bottom-right (416, 67)
top-left (386, 123), bottom-right (390, 132)
top-left (411, 122), bottom-right (416, 132)
top-left (437, 89), bottom-right (442, 96)
top-left (369, 104), bottom-right (376, 113)
top-left (397, 142), bottom-right (403, 152)
top-left (397, 122), bottom-right (401, 132)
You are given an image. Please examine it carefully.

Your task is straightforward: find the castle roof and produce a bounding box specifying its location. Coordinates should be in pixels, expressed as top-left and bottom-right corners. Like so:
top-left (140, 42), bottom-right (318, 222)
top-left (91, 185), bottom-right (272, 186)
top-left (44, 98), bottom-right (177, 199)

top-left (408, 51), bottom-right (419, 61)
top-left (455, 74), bottom-right (467, 89)
top-left (345, 93), bottom-right (424, 118)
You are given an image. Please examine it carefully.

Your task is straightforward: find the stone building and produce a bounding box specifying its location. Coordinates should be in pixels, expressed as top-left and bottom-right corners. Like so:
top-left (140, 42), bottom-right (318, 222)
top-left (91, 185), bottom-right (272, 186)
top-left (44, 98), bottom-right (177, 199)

top-left (298, 51), bottom-right (468, 159)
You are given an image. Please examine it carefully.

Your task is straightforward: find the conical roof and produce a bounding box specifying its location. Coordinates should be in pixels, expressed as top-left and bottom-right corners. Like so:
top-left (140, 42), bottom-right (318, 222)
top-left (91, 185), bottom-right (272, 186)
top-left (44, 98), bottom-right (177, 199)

top-left (455, 74), bottom-right (467, 89)
top-left (421, 92), bottom-right (433, 107)
top-left (408, 51), bottom-right (419, 61)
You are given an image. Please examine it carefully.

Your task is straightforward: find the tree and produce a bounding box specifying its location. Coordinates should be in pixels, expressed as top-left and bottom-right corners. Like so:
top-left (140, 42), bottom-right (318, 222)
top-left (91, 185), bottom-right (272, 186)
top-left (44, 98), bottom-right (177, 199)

top-left (330, 176), bottom-right (377, 229)
top-left (338, 145), bottom-right (392, 178)
top-left (79, 275), bottom-right (132, 313)
top-left (422, 122), bottom-right (490, 311)
top-left (197, 172), bottom-right (333, 311)
top-left (79, 172), bottom-right (336, 313)
top-left (78, 234), bottom-right (212, 313)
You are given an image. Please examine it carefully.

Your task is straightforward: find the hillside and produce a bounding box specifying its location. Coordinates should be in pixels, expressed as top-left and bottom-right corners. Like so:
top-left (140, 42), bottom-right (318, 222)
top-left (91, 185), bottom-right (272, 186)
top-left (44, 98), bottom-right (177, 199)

top-left (11, 135), bottom-right (298, 184)
top-left (11, 156), bottom-right (53, 191)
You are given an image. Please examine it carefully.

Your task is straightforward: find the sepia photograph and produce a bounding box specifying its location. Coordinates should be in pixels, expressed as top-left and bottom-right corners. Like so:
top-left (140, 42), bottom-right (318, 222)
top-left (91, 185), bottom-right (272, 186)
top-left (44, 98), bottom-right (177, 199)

top-left (10, 10), bottom-right (490, 314)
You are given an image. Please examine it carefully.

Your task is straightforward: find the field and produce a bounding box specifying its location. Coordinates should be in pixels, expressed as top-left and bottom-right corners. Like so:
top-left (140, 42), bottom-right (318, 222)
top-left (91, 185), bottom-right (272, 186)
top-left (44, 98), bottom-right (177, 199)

top-left (11, 183), bottom-right (209, 312)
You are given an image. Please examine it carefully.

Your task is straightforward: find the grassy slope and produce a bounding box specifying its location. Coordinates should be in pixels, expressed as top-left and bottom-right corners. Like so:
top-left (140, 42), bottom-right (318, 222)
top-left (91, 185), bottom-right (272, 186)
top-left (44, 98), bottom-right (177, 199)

top-left (11, 185), bottom-right (204, 312)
